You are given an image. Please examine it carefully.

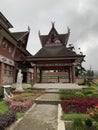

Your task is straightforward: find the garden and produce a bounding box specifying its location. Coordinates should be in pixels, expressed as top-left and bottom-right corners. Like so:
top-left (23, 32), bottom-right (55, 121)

top-left (60, 85), bottom-right (98, 130)
top-left (0, 87), bottom-right (45, 130)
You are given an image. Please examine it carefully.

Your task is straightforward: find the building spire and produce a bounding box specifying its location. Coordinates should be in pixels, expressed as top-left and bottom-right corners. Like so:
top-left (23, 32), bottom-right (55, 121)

top-left (28, 26), bottom-right (30, 32)
top-left (38, 30), bottom-right (41, 36)
top-left (67, 26), bottom-right (70, 34)
top-left (51, 21), bottom-right (55, 27)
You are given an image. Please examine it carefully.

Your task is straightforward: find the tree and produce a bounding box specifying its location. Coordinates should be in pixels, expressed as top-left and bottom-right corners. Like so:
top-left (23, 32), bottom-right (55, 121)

top-left (75, 63), bottom-right (86, 77)
top-left (85, 68), bottom-right (94, 87)
top-left (68, 44), bottom-right (86, 77)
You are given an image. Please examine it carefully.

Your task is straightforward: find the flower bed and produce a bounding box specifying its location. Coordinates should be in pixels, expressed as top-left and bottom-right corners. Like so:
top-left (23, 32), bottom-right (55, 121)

top-left (87, 104), bottom-right (98, 129)
top-left (28, 88), bottom-right (45, 94)
top-left (12, 91), bottom-right (26, 94)
top-left (0, 112), bottom-right (17, 130)
top-left (61, 98), bottom-right (98, 113)
top-left (5, 98), bottom-right (34, 112)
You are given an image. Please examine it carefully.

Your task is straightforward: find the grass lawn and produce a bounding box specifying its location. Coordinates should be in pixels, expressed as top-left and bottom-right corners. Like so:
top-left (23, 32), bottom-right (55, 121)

top-left (14, 92), bottom-right (40, 99)
top-left (62, 113), bottom-right (89, 121)
top-left (0, 90), bottom-right (41, 119)
top-left (0, 99), bottom-right (27, 118)
top-left (0, 101), bottom-right (9, 114)
top-left (17, 112), bottom-right (25, 118)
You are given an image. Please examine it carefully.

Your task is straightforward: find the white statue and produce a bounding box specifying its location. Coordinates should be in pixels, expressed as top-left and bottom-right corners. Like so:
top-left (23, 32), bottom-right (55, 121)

top-left (16, 69), bottom-right (23, 91)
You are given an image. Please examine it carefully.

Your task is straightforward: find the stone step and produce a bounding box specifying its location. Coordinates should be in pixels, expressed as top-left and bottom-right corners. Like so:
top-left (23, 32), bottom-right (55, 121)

top-left (45, 89), bottom-right (59, 93)
top-left (34, 83), bottom-right (83, 89)
top-left (46, 91), bottom-right (59, 94)
top-left (35, 99), bottom-right (60, 105)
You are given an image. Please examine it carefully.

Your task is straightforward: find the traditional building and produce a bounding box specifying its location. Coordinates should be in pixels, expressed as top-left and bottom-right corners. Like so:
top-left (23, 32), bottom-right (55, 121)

top-left (26, 23), bottom-right (85, 83)
top-left (0, 12), bottom-right (33, 86)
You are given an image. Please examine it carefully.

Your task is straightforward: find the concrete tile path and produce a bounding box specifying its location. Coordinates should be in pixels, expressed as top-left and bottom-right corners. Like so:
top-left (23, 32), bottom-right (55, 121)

top-left (6, 93), bottom-right (59, 130)
top-left (13, 104), bottom-right (58, 130)
top-left (6, 83), bottom-right (82, 130)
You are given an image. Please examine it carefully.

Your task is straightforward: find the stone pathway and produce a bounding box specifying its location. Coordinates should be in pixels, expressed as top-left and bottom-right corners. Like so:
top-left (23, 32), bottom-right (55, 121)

top-left (6, 83), bottom-right (83, 130)
top-left (13, 104), bottom-right (57, 130)
top-left (39, 93), bottom-right (59, 100)
top-left (6, 93), bottom-right (59, 130)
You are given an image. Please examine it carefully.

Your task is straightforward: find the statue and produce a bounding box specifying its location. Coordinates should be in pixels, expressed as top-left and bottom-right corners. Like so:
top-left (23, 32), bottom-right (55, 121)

top-left (16, 69), bottom-right (23, 91)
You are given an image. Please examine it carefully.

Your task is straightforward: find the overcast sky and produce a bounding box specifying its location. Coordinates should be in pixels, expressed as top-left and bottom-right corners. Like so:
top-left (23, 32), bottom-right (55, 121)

top-left (0, 0), bottom-right (98, 70)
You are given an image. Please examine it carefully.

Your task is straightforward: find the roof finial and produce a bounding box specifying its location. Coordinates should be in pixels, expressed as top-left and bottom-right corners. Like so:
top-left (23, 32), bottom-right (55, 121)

top-left (51, 21), bottom-right (55, 27)
top-left (28, 26), bottom-right (30, 32)
top-left (38, 30), bottom-right (41, 36)
top-left (67, 26), bottom-right (70, 33)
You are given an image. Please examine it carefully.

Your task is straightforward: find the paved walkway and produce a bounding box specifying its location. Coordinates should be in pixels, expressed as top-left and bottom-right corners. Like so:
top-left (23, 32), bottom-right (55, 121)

top-left (39, 93), bottom-right (59, 100)
top-left (6, 93), bottom-right (59, 130)
top-left (6, 83), bottom-right (83, 130)
top-left (14, 104), bottom-right (57, 130)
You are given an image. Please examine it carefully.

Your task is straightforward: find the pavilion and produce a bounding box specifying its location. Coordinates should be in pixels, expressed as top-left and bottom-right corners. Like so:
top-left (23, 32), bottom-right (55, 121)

top-left (26, 23), bottom-right (85, 84)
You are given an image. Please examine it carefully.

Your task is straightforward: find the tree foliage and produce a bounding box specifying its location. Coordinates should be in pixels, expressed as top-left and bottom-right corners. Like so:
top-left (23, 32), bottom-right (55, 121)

top-left (68, 44), bottom-right (86, 77)
top-left (75, 63), bottom-right (86, 77)
top-left (84, 68), bottom-right (94, 87)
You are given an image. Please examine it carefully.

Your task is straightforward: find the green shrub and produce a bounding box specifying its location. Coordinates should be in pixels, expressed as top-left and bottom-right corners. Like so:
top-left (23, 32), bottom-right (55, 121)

top-left (59, 94), bottom-right (66, 100)
top-left (60, 90), bottom-right (74, 94)
top-left (59, 88), bottom-right (97, 99)
top-left (73, 118), bottom-right (85, 130)
top-left (60, 90), bottom-right (77, 100)
top-left (85, 118), bottom-right (92, 127)
top-left (92, 92), bottom-right (98, 98)
top-left (74, 91), bottom-right (85, 98)
top-left (82, 87), bottom-right (95, 92)
top-left (82, 87), bottom-right (95, 96)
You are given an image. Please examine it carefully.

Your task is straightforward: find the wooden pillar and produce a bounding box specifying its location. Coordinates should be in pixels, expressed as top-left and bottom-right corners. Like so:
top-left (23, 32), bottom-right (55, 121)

top-left (13, 67), bottom-right (16, 83)
top-left (72, 65), bottom-right (75, 83)
top-left (33, 66), bottom-right (37, 84)
top-left (0, 63), bottom-right (4, 86)
top-left (39, 69), bottom-right (42, 83)
top-left (58, 70), bottom-right (60, 83)
top-left (69, 66), bottom-right (72, 83)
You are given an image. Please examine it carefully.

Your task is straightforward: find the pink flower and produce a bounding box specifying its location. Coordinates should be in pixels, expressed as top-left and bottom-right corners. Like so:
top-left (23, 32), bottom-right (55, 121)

top-left (89, 112), bottom-right (94, 117)
top-left (95, 104), bottom-right (98, 109)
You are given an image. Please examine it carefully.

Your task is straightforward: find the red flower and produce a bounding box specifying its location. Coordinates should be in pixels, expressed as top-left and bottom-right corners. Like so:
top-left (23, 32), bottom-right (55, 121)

top-left (95, 104), bottom-right (98, 109)
top-left (89, 112), bottom-right (94, 117)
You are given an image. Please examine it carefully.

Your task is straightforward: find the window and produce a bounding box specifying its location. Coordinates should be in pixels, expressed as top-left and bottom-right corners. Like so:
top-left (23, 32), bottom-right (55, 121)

top-left (4, 64), bottom-right (14, 76)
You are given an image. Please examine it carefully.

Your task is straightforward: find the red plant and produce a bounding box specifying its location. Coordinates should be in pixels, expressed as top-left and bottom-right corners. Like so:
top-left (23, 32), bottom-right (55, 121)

top-left (12, 91), bottom-right (26, 94)
top-left (61, 98), bottom-right (98, 113)
top-left (5, 98), bottom-right (34, 112)
top-left (28, 88), bottom-right (45, 94)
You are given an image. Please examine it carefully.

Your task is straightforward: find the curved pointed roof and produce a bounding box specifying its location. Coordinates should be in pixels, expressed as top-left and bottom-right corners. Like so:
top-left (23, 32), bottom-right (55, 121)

top-left (39, 24), bottom-right (70, 47)
top-left (34, 45), bottom-right (77, 58)
top-left (12, 31), bottom-right (29, 40)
